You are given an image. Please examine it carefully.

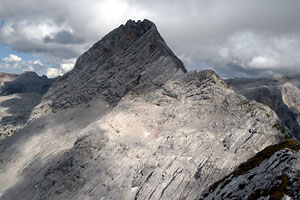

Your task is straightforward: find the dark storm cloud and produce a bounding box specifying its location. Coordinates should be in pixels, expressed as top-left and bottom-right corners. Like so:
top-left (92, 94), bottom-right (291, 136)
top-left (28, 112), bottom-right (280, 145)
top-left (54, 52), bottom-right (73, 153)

top-left (0, 0), bottom-right (300, 77)
top-left (213, 63), bottom-right (273, 78)
top-left (11, 44), bottom-right (81, 59)
top-left (44, 30), bottom-right (85, 44)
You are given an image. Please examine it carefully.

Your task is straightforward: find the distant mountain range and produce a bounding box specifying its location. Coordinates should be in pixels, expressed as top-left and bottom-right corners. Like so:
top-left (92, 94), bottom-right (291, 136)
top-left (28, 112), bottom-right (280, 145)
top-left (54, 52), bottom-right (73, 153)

top-left (0, 72), bottom-right (56, 141)
top-left (226, 75), bottom-right (300, 140)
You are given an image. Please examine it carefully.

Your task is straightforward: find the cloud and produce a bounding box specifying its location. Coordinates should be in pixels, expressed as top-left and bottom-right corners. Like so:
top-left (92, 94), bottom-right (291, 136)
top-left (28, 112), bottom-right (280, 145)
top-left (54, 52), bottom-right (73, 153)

top-left (45, 58), bottom-right (75, 78)
top-left (0, 0), bottom-right (300, 77)
top-left (0, 20), bottom-right (85, 59)
top-left (46, 68), bottom-right (62, 78)
top-left (214, 31), bottom-right (300, 77)
top-left (248, 57), bottom-right (278, 69)
top-left (3, 54), bottom-right (22, 62)
top-left (60, 58), bottom-right (76, 73)
top-left (0, 54), bottom-right (45, 73)
top-left (44, 30), bottom-right (85, 44)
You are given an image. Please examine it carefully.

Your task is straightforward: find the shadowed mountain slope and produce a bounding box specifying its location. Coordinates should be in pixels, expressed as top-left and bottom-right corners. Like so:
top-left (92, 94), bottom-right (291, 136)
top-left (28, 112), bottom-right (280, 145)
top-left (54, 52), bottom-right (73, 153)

top-left (0, 72), bottom-right (56, 141)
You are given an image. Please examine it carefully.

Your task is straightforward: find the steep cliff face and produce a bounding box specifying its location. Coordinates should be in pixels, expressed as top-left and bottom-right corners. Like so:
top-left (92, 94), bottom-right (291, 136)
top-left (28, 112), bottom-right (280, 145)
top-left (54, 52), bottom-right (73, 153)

top-left (226, 75), bottom-right (300, 140)
top-left (0, 20), bottom-right (292, 200)
top-left (31, 19), bottom-right (186, 119)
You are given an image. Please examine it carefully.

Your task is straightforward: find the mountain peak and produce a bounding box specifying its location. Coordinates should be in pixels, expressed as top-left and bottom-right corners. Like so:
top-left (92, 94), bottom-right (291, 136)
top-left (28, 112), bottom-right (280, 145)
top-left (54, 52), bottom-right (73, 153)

top-left (124, 19), bottom-right (156, 30)
top-left (32, 19), bottom-right (186, 117)
top-left (75, 18), bottom-right (180, 69)
top-left (0, 71), bottom-right (55, 96)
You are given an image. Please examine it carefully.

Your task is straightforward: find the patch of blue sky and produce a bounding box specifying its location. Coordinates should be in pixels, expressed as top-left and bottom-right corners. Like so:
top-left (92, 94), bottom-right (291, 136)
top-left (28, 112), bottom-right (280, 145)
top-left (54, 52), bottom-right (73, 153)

top-left (0, 42), bottom-right (40, 61)
top-left (0, 42), bottom-right (49, 75)
top-left (0, 19), bottom-right (5, 28)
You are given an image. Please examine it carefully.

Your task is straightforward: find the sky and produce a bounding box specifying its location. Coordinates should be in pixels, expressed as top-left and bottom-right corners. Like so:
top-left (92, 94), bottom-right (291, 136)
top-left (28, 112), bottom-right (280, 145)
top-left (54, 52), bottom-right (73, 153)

top-left (0, 0), bottom-right (300, 78)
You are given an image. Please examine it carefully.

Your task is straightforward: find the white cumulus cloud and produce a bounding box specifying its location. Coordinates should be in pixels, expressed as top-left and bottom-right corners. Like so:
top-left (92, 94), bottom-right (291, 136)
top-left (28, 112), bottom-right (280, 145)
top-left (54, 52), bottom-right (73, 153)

top-left (60, 58), bottom-right (76, 73)
top-left (248, 56), bottom-right (278, 69)
top-left (3, 54), bottom-right (22, 63)
top-left (46, 68), bottom-right (63, 78)
top-left (0, 54), bottom-right (45, 73)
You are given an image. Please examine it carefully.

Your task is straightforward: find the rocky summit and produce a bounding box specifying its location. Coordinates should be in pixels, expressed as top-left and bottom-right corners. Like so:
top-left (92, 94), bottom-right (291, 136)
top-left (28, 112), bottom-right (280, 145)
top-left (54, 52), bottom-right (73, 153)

top-left (31, 19), bottom-right (186, 119)
top-left (0, 19), bottom-right (299, 200)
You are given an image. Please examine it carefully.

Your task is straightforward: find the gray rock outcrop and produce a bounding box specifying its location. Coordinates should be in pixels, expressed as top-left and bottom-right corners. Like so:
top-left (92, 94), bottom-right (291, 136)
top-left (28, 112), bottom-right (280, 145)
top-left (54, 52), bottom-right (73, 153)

top-left (226, 74), bottom-right (300, 140)
top-left (199, 140), bottom-right (300, 200)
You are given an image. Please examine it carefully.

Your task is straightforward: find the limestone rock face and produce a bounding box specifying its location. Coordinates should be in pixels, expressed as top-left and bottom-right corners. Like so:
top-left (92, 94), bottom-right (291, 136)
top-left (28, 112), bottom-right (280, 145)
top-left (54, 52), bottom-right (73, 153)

top-left (31, 19), bottom-right (186, 119)
top-left (226, 74), bottom-right (300, 139)
top-left (199, 140), bottom-right (300, 200)
top-left (0, 20), bottom-right (292, 200)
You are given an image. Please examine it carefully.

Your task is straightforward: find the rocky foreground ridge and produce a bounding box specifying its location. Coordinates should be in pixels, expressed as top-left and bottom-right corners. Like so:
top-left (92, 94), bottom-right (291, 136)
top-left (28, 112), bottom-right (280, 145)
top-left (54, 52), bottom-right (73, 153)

top-left (0, 20), bottom-right (299, 200)
top-left (200, 140), bottom-right (300, 200)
